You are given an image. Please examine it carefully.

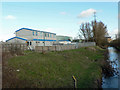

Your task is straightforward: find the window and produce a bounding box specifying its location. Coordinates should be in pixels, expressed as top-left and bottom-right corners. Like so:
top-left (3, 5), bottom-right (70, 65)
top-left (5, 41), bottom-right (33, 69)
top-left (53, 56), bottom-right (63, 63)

top-left (36, 31), bottom-right (37, 36)
top-left (40, 32), bottom-right (42, 37)
top-left (42, 33), bottom-right (43, 37)
top-left (46, 33), bottom-right (48, 37)
top-left (53, 35), bottom-right (56, 38)
top-left (45, 33), bottom-right (47, 37)
top-left (33, 31), bottom-right (34, 36)
top-left (48, 33), bottom-right (49, 37)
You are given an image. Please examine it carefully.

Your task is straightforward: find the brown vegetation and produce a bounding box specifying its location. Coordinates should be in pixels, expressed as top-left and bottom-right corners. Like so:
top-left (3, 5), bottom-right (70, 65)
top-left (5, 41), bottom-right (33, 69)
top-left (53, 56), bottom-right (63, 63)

top-left (100, 49), bottom-right (114, 78)
top-left (79, 20), bottom-right (108, 47)
top-left (109, 38), bottom-right (120, 50)
top-left (2, 47), bottom-right (25, 88)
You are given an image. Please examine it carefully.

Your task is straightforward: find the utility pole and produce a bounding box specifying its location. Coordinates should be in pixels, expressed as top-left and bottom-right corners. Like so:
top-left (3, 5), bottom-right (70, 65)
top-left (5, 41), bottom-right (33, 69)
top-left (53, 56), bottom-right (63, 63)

top-left (93, 11), bottom-right (97, 43)
top-left (93, 11), bottom-right (96, 21)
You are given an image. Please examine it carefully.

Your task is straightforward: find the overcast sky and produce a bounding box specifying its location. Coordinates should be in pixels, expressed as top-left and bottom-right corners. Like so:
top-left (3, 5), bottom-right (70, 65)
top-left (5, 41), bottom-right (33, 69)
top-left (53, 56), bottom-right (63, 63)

top-left (1, 2), bottom-right (118, 41)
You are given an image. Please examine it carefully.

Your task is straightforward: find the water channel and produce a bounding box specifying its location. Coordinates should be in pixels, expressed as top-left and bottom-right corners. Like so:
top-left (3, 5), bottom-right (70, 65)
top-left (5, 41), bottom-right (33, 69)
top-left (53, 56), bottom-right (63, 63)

top-left (102, 47), bottom-right (120, 89)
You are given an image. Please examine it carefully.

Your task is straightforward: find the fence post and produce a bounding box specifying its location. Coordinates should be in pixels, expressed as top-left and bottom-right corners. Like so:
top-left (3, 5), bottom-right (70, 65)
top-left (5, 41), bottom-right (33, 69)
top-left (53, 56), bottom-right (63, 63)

top-left (23, 44), bottom-right (24, 51)
top-left (11, 43), bottom-right (12, 52)
top-left (55, 45), bottom-right (56, 51)
top-left (48, 46), bottom-right (49, 51)
top-left (42, 46), bottom-right (43, 52)
top-left (19, 44), bottom-right (20, 50)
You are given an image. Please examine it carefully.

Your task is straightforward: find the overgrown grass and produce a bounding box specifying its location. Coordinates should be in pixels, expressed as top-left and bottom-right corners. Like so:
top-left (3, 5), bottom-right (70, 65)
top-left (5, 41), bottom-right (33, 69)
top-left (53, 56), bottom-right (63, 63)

top-left (3, 46), bottom-right (105, 88)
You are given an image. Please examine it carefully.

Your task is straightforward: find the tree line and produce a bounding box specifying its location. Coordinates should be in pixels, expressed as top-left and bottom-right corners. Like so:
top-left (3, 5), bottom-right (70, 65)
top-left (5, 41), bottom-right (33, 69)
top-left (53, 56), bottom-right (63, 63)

top-left (109, 38), bottom-right (120, 49)
top-left (78, 20), bottom-right (108, 47)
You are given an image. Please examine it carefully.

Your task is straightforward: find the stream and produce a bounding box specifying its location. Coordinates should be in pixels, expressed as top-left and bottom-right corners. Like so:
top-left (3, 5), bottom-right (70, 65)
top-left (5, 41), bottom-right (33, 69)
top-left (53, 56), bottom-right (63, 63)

top-left (102, 47), bottom-right (120, 89)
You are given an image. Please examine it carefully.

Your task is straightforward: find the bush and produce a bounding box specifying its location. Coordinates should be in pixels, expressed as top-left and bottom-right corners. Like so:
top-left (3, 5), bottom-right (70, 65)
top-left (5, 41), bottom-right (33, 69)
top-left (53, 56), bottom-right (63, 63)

top-left (8, 45), bottom-right (24, 56)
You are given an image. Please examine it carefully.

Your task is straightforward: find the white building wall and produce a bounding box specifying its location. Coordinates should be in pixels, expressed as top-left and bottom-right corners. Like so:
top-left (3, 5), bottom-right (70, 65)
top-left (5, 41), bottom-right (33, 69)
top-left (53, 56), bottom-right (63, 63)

top-left (33, 32), bottom-right (56, 40)
top-left (16, 29), bottom-right (56, 41)
top-left (16, 29), bottom-right (33, 40)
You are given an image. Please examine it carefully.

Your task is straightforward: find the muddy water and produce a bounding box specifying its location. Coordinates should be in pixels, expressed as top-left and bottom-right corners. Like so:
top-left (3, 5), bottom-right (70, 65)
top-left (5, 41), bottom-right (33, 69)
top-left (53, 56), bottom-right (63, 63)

top-left (102, 47), bottom-right (120, 89)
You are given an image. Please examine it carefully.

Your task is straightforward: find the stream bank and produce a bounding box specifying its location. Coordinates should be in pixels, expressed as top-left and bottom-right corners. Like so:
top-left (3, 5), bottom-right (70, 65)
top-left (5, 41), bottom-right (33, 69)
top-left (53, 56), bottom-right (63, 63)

top-left (102, 47), bottom-right (120, 89)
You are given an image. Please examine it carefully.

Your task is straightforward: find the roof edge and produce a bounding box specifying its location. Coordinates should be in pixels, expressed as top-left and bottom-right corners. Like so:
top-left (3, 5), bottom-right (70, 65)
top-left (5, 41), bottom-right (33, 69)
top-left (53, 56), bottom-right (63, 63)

top-left (6, 36), bottom-right (27, 42)
top-left (15, 28), bottom-right (56, 35)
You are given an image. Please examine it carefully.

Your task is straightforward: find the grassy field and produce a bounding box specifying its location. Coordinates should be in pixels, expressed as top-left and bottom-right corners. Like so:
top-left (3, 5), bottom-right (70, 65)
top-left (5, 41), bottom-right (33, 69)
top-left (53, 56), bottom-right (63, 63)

top-left (3, 46), bottom-right (105, 88)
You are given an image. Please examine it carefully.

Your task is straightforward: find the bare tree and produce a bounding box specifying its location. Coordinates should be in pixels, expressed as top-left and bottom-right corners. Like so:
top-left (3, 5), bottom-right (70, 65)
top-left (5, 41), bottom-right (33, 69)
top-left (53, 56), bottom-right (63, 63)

top-left (79, 20), bottom-right (108, 46)
top-left (79, 22), bottom-right (93, 42)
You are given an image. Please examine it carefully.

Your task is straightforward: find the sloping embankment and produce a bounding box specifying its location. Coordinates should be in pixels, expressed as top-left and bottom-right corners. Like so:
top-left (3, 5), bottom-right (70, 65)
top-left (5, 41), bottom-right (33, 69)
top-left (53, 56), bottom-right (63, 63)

top-left (3, 46), bottom-right (106, 88)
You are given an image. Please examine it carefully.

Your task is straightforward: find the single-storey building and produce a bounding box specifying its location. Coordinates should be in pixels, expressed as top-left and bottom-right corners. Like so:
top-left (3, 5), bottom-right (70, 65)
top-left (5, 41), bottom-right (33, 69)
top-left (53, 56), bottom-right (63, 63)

top-left (55, 35), bottom-right (72, 45)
